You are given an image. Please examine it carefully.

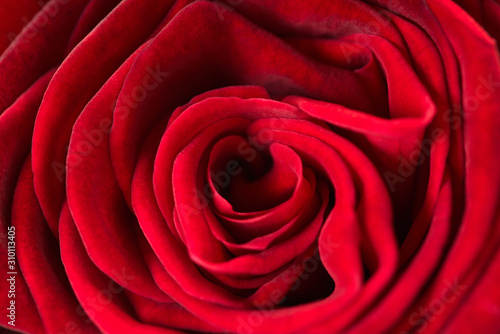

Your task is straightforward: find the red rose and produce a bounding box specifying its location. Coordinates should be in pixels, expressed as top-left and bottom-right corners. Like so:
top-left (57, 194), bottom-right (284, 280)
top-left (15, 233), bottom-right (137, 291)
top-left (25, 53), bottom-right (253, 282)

top-left (1, 0), bottom-right (499, 333)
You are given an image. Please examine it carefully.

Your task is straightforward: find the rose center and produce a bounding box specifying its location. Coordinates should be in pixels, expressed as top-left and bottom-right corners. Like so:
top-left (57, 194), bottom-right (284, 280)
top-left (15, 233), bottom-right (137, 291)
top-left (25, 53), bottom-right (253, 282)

top-left (207, 135), bottom-right (298, 213)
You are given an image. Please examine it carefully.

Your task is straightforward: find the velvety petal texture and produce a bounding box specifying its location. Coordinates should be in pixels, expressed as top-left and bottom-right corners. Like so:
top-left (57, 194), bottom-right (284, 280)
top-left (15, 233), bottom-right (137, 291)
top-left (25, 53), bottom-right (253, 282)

top-left (0, 0), bottom-right (499, 333)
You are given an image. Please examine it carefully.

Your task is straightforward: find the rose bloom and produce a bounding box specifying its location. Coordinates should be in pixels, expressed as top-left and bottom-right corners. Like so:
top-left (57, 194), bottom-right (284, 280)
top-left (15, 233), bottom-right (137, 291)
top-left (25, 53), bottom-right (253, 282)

top-left (1, 0), bottom-right (499, 333)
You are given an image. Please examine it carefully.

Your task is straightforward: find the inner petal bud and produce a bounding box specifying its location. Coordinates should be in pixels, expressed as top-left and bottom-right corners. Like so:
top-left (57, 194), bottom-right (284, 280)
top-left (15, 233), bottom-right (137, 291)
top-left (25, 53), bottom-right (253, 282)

top-left (208, 135), bottom-right (298, 213)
